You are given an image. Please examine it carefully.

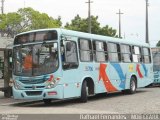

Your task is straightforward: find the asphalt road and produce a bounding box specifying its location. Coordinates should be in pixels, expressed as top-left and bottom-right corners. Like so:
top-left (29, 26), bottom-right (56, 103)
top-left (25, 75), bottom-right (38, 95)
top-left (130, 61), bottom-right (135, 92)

top-left (0, 87), bottom-right (160, 115)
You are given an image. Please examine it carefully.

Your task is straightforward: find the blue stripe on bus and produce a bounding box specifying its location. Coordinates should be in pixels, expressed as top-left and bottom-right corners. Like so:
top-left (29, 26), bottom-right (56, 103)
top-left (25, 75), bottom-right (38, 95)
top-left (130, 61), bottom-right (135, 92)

top-left (111, 63), bottom-right (126, 89)
top-left (142, 64), bottom-right (148, 77)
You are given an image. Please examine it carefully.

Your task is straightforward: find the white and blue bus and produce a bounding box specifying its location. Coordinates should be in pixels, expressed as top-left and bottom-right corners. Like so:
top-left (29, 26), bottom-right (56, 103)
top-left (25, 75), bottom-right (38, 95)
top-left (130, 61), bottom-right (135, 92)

top-left (12, 28), bottom-right (153, 104)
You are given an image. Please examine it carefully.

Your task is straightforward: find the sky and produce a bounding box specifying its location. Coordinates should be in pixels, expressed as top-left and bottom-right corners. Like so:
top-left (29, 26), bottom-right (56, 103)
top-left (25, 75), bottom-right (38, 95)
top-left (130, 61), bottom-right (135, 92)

top-left (4, 0), bottom-right (160, 47)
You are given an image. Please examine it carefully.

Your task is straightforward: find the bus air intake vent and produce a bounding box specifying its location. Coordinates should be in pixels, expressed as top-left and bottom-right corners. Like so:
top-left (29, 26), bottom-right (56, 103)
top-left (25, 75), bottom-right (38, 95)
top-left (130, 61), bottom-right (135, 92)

top-left (20, 78), bottom-right (47, 84)
top-left (25, 91), bottom-right (42, 96)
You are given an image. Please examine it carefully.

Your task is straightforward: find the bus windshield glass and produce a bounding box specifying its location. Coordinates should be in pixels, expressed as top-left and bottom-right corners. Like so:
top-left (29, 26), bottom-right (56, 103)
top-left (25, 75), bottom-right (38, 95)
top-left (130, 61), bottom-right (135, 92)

top-left (13, 42), bottom-right (58, 76)
top-left (14, 30), bottom-right (57, 45)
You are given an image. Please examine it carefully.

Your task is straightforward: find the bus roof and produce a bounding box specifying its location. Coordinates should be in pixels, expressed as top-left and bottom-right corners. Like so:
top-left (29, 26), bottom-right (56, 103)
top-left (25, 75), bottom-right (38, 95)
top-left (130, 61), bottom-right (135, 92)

top-left (16, 28), bottom-right (150, 47)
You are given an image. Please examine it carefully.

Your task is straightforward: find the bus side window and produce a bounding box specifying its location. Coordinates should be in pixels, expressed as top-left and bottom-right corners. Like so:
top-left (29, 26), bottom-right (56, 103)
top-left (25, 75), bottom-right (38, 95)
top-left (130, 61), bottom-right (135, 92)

top-left (93, 40), bottom-right (107, 62)
top-left (143, 47), bottom-right (151, 63)
top-left (139, 47), bottom-right (143, 62)
top-left (120, 44), bottom-right (131, 63)
top-left (129, 46), bottom-right (133, 62)
top-left (117, 44), bottom-right (121, 62)
top-left (79, 39), bottom-right (93, 62)
top-left (63, 41), bottom-right (78, 69)
top-left (132, 46), bottom-right (142, 63)
top-left (149, 48), bottom-right (152, 63)
top-left (108, 43), bottom-right (119, 62)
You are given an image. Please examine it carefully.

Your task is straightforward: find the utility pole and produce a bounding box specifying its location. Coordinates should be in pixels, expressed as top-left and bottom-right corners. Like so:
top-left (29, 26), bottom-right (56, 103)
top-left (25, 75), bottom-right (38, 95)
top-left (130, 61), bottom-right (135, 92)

top-left (1, 0), bottom-right (4, 14)
top-left (145, 0), bottom-right (149, 43)
top-left (116, 9), bottom-right (123, 38)
top-left (86, 0), bottom-right (93, 33)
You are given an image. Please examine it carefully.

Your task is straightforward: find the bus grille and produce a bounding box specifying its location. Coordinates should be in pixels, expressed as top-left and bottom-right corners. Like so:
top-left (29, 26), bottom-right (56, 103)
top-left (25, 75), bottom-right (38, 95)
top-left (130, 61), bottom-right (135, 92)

top-left (25, 91), bottom-right (42, 96)
top-left (20, 78), bottom-right (47, 84)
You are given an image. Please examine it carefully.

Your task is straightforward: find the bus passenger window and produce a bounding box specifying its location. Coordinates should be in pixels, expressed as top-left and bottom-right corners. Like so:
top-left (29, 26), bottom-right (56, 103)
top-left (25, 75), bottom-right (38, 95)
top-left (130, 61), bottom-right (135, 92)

top-left (93, 41), bottom-right (107, 62)
top-left (79, 39), bottom-right (93, 62)
top-left (143, 47), bottom-right (151, 63)
top-left (117, 44), bottom-right (121, 62)
top-left (108, 43), bottom-right (119, 62)
top-left (121, 44), bottom-right (131, 62)
top-left (132, 46), bottom-right (142, 63)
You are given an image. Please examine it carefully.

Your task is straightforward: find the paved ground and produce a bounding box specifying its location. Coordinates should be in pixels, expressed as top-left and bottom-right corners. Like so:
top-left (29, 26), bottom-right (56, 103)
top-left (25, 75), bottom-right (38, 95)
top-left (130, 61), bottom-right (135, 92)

top-left (0, 87), bottom-right (160, 114)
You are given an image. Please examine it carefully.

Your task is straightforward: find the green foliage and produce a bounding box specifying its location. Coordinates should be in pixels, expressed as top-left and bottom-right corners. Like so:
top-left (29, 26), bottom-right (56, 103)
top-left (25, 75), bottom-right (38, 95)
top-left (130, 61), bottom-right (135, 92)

top-left (65, 15), bottom-right (101, 34)
top-left (0, 12), bottom-right (22, 37)
top-left (100, 25), bottom-right (117, 37)
top-left (65, 15), bottom-right (86, 32)
top-left (65, 14), bottom-right (117, 37)
top-left (0, 7), bottom-right (62, 37)
top-left (0, 14), bottom-right (7, 30)
top-left (0, 8), bottom-right (117, 38)
top-left (156, 41), bottom-right (160, 47)
top-left (17, 7), bottom-right (62, 32)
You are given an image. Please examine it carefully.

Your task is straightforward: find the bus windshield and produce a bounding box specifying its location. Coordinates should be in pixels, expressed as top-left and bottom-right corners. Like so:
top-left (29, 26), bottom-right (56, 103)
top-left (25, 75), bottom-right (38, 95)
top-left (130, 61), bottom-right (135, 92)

top-left (13, 42), bottom-right (58, 76)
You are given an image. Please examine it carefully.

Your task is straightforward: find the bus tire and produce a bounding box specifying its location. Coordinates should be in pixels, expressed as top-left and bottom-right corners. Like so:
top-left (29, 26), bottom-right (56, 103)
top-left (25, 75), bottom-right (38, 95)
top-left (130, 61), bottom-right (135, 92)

top-left (128, 77), bottom-right (137, 94)
top-left (43, 99), bottom-right (52, 105)
top-left (80, 81), bottom-right (88, 103)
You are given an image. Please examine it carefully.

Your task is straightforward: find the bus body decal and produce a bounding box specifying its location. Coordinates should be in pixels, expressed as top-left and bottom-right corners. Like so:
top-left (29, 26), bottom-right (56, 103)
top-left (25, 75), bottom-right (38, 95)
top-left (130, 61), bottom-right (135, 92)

top-left (129, 64), bottom-right (134, 72)
top-left (136, 64), bottom-right (143, 78)
top-left (142, 64), bottom-right (148, 77)
top-left (99, 64), bottom-right (118, 92)
top-left (111, 63), bottom-right (126, 89)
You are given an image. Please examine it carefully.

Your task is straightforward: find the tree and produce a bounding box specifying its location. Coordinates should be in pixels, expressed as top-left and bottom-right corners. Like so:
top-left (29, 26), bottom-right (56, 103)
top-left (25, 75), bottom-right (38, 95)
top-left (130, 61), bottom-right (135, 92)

top-left (65, 14), bottom-right (117, 37)
top-left (0, 14), bottom-right (7, 32)
top-left (65, 15), bottom-right (101, 34)
top-left (100, 25), bottom-right (117, 37)
top-left (156, 41), bottom-right (160, 47)
top-left (18, 7), bottom-right (62, 32)
top-left (65, 15), bottom-right (86, 32)
top-left (0, 12), bottom-right (21, 37)
top-left (0, 7), bottom-right (62, 37)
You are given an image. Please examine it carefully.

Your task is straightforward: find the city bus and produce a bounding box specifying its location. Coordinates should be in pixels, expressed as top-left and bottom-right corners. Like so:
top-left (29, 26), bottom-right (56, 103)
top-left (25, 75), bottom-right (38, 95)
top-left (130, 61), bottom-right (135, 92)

top-left (151, 47), bottom-right (160, 85)
top-left (12, 28), bottom-right (153, 104)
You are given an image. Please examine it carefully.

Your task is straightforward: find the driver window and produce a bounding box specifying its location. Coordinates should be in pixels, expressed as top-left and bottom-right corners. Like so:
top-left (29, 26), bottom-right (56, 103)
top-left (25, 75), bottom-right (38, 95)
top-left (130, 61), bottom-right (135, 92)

top-left (63, 41), bottom-right (78, 69)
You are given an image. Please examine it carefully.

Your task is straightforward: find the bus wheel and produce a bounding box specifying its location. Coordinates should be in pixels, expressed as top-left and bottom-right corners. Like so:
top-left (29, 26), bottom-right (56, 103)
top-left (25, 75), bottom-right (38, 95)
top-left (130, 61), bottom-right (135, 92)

top-left (43, 99), bottom-right (52, 105)
top-left (128, 77), bottom-right (137, 94)
top-left (80, 81), bottom-right (88, 103)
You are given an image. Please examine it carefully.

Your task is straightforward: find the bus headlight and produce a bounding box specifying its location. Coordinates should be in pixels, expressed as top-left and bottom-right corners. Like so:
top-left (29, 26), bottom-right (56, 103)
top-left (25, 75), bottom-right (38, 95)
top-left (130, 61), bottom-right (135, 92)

top-left (13, 80), bottom-right (21, 90)
top-left (46, 82), bottom-right (55, 89)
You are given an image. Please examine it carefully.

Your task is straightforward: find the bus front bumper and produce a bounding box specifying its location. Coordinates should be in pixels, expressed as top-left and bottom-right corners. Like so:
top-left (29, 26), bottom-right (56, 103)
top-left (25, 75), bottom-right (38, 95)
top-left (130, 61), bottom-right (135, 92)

top-left (12, 85), bottom-right (64, 100)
